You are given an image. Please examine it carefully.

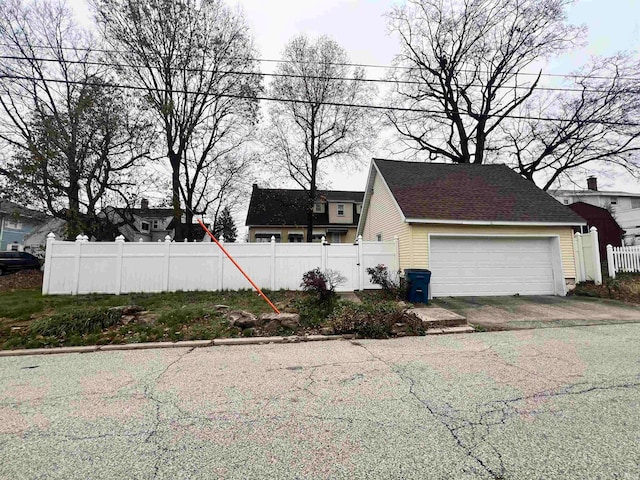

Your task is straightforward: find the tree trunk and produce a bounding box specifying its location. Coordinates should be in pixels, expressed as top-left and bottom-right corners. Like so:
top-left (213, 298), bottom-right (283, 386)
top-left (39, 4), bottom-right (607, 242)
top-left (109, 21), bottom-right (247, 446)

top-left (305, 159), bottom-right (318, 243)
top-left (170, 151), bottom-right (184, 241)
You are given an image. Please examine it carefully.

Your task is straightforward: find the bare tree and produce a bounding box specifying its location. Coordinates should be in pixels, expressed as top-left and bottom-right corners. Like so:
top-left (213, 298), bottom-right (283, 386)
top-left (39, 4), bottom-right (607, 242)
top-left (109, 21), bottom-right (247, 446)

top-left (386, 0), bottom-right (581, 164)
top-left (265, 34), bottom-right (374, 242)
top-left (503, 55), bottom-right (640, 189)
top-left (94, 0), bottom-right (261, 240)
top-left (0, 0), bottom-right (149, 239)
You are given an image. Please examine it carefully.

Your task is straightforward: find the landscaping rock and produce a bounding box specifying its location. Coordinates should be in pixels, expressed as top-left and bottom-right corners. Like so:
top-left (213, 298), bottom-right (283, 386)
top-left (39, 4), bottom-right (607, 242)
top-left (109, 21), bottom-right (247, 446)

top-left (258, 313), bottom-right (301, 329)
top-left (226, 310), bottom-right (258, 328)
top-left (397, 301), bottom-right (410, 310)
top-left (121, 315), bottom-right (136, 325)
top-left (136, 312), bottom-right (158, 325)
top-left (320, 327), bottom-right (334, 335)
top-left (262, 320), bottom-right (281, 335)
top-left (214, 304), bottom-right (229, 311)
top-left (109, 305), bottom-right (145, 315)
top-left (391, 322), bottom-right (408, 335)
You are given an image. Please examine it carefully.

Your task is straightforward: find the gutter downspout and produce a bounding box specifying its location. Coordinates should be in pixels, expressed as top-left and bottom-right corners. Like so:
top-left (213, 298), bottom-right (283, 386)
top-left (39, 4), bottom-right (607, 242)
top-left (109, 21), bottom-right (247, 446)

top-left (0, 216), bottom-right (4, 251)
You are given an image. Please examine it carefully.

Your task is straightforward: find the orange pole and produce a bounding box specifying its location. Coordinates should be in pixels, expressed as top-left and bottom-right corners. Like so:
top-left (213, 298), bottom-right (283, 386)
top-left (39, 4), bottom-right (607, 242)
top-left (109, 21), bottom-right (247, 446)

top-left (197, 218), bottom-right (280, 314)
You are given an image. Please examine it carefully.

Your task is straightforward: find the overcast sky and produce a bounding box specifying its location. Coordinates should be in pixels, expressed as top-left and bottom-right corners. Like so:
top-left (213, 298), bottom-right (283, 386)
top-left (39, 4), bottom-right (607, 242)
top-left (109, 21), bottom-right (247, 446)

top-left (70, 0), bottom-right (640, 193)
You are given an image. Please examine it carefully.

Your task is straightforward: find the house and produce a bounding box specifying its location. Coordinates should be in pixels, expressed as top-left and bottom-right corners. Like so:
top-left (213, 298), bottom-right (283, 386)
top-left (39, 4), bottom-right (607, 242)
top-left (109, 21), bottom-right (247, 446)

top-left (549, 177), bottom-right (640, 246)
top-left (357, 159), bottom-right (585, 297)
top-left (0, 199), bottom-right (48, 251)
top-left (103, 199), bottom-right (187, 242)
top-left (245, 185), bottom-right (364, 243)
top-left (568, 202), bottom-right (624, 260)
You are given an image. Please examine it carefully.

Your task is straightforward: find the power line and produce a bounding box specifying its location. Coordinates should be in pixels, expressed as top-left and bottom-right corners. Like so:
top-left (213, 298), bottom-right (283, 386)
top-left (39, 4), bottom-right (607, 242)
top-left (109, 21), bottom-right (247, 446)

top-left (0, 72), bottom-right (638, 127)
top-left (0, 52), bottom-right (634, 96)
top-left (3, 41), bottom-right (639, 83)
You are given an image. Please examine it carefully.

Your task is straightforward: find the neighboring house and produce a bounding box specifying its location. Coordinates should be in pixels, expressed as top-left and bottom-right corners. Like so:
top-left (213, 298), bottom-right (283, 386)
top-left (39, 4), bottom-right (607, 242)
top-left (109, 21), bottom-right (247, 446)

top-left (358, 159), bottom-right (585, 297)
top-left (245, 185), bottom-right (364, 243)
top-left (549, 177), bottom-right (640, 246)
top-left (103, 200), bottom-right (211, 242)
top-left (0, 200), bottom-right (48, 251)
top-left (568, 202), bottom-right (624, 260)
top-left (103, 199), bottom-right (177, 242)
top-left (23, 217), bottom-right (67, 258)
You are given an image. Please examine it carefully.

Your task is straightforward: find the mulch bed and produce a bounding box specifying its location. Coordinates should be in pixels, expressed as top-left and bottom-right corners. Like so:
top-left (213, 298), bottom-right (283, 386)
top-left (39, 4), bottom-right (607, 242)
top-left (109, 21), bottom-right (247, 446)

top-left (0, 270), bottom-right (43, 292)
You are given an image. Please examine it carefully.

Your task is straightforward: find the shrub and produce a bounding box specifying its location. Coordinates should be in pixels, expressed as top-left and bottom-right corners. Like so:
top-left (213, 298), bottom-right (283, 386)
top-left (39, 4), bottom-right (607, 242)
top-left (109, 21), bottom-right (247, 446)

top-left (301, 268), bottom-right (346, 302)
top-left (366, 264), bottom-right (406, 300)
top-left (328, 301), bottom-right (417, 338)
top-left (291, 294), bottom-right (338, 327)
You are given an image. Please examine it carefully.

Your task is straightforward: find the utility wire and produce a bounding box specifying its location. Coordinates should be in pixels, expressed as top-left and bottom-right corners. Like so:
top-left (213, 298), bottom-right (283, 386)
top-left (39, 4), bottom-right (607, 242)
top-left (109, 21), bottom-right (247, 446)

top-left (3, 41), bottom-right (639, 82)
top-left (0, 52), bottom-right (634, 95)
top-left (0, 72), bottom-right (638, 126)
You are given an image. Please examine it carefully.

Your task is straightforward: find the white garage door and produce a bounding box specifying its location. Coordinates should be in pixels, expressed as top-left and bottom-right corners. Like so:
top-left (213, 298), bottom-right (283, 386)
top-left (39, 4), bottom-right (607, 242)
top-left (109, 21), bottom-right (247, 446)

top-left (429, 236), bottom-right (558, 297)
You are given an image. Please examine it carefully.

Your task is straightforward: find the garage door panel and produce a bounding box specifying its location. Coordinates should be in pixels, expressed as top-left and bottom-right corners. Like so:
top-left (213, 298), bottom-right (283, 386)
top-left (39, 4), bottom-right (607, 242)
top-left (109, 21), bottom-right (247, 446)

top-left (429, 236), bottom-right (557, 297)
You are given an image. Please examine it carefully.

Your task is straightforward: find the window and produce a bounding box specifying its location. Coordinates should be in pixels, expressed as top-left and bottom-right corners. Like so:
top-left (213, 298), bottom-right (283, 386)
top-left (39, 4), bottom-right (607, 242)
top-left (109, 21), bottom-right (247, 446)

top-left (311, 234), bottom-right (325, 243)
top-left (140, 221), bottom-right (150, 233)
top-left (4, 219), bottom-right (22, 230)
top-left (288, 234), bottom-right (303, 243)
top-left (610, 198), bottom-right (617, 205)
top-left (563, 199), bottom-right (569, 205)
top-left (255, 233), bottom-right (280, 243)
top-left (152, 219), bottom-right (160, 230)
top-left (356, 203), bottom-right (362, 214)
top-left (632, 198), bottom-right (640, 209)
top-left (337, 204), bottom-right (345, 216)
top-left (313, 202), bottom-right (325, 213)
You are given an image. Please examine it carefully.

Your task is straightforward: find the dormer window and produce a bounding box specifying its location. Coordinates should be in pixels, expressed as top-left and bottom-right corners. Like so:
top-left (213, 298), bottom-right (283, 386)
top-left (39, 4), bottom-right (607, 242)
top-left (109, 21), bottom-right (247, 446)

top-left (313, 202), bottom-right (325, 213)
top-left (337, 204), bottom-right (345, 216)
top-left (141, 221), bottom-right (150, 233)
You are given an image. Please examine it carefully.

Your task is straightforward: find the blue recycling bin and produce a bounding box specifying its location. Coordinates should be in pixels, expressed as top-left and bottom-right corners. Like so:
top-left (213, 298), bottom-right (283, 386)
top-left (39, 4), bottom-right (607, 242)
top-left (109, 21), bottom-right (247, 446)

top-left (405, 269), bottom-right (431, 304)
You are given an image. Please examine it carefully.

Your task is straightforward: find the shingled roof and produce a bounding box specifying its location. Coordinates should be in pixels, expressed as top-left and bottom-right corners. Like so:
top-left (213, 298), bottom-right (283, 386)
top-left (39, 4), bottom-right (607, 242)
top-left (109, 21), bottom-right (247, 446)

top-left (246, 186), bottom-right (363, 226)
top-left (372, 159), bottom-right (584, 224)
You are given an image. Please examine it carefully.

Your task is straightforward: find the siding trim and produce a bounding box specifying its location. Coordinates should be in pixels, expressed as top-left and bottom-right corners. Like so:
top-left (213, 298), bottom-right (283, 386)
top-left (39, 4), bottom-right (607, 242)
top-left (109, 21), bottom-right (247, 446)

top-left (407, 218), bottom-right (583, 227)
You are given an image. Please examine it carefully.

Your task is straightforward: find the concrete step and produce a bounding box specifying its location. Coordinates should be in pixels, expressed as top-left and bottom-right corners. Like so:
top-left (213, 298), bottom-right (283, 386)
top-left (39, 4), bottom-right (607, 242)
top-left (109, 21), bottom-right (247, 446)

top-left (407, 307), bottom-right (468, 328)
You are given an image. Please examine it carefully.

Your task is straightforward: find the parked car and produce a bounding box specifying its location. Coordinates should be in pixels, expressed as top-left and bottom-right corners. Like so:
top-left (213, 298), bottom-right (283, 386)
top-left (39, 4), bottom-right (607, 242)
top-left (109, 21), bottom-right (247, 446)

top-left (0, 251), bottom-right (42, 275)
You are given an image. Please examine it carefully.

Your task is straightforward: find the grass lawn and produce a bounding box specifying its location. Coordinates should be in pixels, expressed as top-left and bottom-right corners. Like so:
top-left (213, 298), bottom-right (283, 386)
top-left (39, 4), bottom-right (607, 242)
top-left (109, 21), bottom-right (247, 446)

top-left (0, 271), bottom-right (410, 350)
top-left (0, 285), bottom-right (300, 350)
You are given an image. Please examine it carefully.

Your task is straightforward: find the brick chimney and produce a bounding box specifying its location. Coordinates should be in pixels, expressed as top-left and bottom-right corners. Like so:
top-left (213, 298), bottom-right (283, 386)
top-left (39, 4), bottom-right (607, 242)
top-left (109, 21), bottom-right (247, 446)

top-left (587, 176), bottom-right (598, 191)
top-left (141, 198), bottom-right (149, 209)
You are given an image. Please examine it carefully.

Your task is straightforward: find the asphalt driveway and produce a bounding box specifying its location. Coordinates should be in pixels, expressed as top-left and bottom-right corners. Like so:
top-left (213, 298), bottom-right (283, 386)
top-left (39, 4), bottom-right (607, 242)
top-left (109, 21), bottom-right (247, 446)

top-left (432, 295), bottom-right (640, 330)
top-left (1, 324), bottom-right (639, 479)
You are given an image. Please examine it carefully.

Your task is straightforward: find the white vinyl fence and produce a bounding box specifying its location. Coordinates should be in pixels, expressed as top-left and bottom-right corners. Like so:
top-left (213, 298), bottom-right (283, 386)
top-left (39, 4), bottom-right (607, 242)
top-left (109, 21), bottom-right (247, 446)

top-left (573, 227), bottom-right (602, 284)
top-left (606, 244), bottom-right (640, 278)
top-left (42, 233), bottom-right (399, 295)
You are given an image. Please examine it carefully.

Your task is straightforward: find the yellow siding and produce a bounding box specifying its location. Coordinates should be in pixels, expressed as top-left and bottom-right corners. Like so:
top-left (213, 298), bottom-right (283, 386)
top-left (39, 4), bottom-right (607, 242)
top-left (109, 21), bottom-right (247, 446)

top-left (327, 202), bottom-right (354, 224)
top-left (361, 172), bottom-right (412, 262)
top-left (406, 224), bottom-right (576, 279)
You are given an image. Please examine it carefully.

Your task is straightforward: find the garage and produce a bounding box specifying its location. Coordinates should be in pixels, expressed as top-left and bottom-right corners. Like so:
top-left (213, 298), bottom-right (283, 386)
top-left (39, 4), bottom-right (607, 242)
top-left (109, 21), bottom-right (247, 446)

top-left (429, 236), bottom-right (564, 297)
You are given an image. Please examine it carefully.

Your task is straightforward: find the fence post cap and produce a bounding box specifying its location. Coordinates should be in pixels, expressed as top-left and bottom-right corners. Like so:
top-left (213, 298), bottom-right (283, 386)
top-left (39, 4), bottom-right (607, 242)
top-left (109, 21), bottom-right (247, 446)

top-left (115, 235), bottom-right (125, 243)
top-left (46, 232), bottom-right (56, 239)
top-left (164, 235), bottom-right (171, 242)
top-left (574, 231), bottom-right (581, 237)
top-left (139, 238), bottom-right (143, 242)
top-left (606, 244), bottom-right (613, 250)
top-left (75, 234), bottom-right (84, 242)
top-left (589, 226), bottom-right (598, 232)
top-left (357, 234), bottom-right (363, 242)
top-left (321, 235), bottom-right (326, 244)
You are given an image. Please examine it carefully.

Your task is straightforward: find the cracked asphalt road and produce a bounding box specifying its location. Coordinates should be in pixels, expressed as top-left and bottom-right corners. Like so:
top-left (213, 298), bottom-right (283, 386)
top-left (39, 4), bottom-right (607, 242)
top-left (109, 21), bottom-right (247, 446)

top-left (1, 324), bottom-right (639, 479)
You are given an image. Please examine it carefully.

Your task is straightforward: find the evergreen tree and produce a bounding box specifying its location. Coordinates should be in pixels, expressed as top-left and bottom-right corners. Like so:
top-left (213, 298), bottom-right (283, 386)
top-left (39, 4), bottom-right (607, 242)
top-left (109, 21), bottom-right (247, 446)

top-left (213, 206), bottom-right (237, 243)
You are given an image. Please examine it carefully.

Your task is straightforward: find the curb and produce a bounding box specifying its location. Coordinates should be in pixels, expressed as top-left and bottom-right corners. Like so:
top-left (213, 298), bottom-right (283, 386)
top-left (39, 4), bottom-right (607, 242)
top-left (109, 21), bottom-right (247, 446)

top-left (0, 328), bottom-right (475, 358)
top-left (0, 334), bottom-right (356, 358)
